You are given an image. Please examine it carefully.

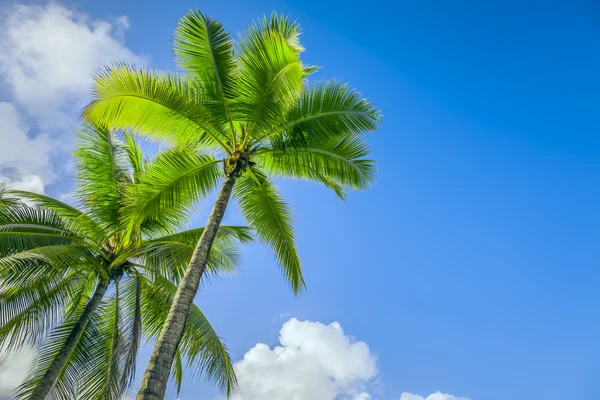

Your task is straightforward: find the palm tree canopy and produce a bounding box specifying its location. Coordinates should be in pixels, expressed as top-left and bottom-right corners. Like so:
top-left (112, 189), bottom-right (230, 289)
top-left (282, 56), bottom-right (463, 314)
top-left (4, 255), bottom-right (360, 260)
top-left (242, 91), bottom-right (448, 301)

top-left (83, 10), bottom-right (381, 293)
top-left (0, 124), bottom-right (251, 399)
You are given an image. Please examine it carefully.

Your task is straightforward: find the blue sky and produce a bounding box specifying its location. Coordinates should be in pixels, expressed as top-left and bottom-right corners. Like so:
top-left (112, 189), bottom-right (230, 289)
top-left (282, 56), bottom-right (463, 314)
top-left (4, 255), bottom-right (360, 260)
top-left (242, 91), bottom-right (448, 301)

top-left (0, 1), bottom-right (599, 400)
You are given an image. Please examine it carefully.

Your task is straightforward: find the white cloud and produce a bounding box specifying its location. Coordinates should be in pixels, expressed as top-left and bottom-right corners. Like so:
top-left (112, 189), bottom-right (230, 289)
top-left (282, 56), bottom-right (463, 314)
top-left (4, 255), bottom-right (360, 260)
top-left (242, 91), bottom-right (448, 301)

top-left (0, 175), bottom-right (45, 195)
top-left (0, 2), bottom-right (143, 123)
top-left (231, 318), bottom-right (377, 400)
top-left (400, 392), bottom-right (470, 400)
top-left (0, 344), bottom-right (37, 397)
top-left (0, 2), bottom-right (143, 192)
top-left (0, 102), bottom-right (53, 189)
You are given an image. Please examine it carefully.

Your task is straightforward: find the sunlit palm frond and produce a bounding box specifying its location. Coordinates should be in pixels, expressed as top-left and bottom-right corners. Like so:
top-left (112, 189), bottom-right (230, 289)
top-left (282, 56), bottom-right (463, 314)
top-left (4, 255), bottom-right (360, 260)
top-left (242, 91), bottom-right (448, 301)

top-left (83, 65), bottom-right (227, 149)
top-left (234, 168), bottom-right (304, 293)
top-left (235, 13), bottom-right (305, 138)
top-left (257, 134), bottom-right (375, 197)
top-left (175, 9), bottom-right (237, 136)
top-left (123, 148), bottom-right (222, 235)
top-left (0, 245), bottom-right (103, 283)
top-left (148, 225), bottom-right (253, 246)
top-left (123, 133), bottom-right (145, 183)
top-left (279, 80), bottom-right (381, 142)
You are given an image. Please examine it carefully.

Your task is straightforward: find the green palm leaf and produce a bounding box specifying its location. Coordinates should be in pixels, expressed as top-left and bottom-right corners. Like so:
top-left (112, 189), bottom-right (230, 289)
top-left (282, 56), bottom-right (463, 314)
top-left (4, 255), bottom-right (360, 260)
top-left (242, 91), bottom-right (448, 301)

top-left (257, 134), bottom-right (375, 195)
top-left (83, 65), bottom-right (228, 149)
top-left (128, 226), bottom-right (252, 281)
top-left (74, 123), bottom-right (130, 235)
top-left (0, 183), bottom-right (21, 208)
top-left (7, 190), bottom-right (105, 242)
top-left (234, 168), bottom-right (304, 292)
top-left (174, 9), bottom-right (237, 136)
top-left (123, 148), bottom-right (222, 235)
top-left (280, 80), bottom-right (381, 142)
top-left (235, 13), bottom-right (306, 137)
top-left (123, 133), bottom-right (145, 183)
top-left (0, 271), bottom-right (89, 351)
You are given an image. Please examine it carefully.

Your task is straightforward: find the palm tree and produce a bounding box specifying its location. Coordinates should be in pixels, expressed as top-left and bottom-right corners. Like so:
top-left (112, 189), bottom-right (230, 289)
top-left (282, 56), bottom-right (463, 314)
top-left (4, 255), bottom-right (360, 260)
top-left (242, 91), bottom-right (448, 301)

top-left (83, 10), bottom-right (381, 399)
top-left (0, 124), bottom-right (251, 399)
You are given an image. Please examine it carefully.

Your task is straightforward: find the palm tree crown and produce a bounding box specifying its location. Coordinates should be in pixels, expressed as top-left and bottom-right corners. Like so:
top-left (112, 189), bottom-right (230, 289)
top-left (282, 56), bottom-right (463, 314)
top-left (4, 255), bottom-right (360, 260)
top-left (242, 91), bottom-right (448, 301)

top-left (0, 124), bottom-right (250, 399)
top-left (83, 10), bottom-right (380, 399)
top-left (84, 11), bottom-right (380, 292)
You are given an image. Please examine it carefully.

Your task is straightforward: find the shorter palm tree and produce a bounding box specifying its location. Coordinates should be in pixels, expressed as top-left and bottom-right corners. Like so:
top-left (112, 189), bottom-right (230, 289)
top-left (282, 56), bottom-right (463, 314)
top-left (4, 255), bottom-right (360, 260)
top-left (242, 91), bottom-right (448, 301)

top-left (0, 123), bottom-right (250, 399)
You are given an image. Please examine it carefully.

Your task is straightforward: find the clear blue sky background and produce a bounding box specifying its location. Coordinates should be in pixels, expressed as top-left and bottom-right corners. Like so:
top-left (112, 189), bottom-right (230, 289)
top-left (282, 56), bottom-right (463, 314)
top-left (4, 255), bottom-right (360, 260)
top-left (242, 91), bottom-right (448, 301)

top-left (56, 0), bottom-right (600, 399)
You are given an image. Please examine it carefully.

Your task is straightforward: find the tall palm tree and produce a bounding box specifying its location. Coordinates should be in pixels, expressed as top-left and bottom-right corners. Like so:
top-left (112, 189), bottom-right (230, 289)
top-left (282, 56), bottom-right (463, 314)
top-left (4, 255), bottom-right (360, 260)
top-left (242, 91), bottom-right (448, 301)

top-left (0, 124), bottom-right (251, 399)
top-left (83, 10), bottom-right (381, 399)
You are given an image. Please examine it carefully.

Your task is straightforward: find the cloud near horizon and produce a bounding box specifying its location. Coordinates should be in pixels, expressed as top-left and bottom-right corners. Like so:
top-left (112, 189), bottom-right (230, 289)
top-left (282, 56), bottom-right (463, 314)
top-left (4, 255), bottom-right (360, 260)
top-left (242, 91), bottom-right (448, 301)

top-left (399, 392), bottom-right (470, 400)
top-left (228, 318), bottom-right (471, 400)
top-left (230, 318), bottom-right (378, 400)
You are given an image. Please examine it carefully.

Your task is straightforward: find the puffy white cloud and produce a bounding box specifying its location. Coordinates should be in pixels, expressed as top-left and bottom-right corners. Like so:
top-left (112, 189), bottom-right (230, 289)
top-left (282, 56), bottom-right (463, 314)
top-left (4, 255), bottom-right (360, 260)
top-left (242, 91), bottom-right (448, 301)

top-left (0, 344), bottom-right (37, 397)
top-left (231, 318), bottom-right (377, 400)
top-left (0, 102), bottom-right (53, 189)
top-left (400, 392), bottom-right (470, 400)
top-left (0, 2), bottom-right (143, 123)
top-left (0, 2), bottom-right (143, 192)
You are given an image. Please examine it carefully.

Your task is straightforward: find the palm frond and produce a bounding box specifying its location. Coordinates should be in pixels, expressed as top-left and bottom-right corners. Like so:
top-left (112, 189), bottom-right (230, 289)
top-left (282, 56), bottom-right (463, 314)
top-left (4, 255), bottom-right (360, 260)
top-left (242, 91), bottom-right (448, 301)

top-left (257, 134), bottom-right (375, 196)
top-left (0, 205), bottom-right (88, 256)
top-left (118, 273), bottom-right (142, 392)
top-left (75, 285), bottom-right (129, 400)
top-left (130, 226), bottom-right (251, 281)
top-left (8, 190), bottom-right (105, 242)
top-left (235, 13), bottom-right (306, 138)
top-left (234, 168), bottom-right (304, 292)
top-left (83, 65), bottom-right (228, 150)
top-left (149, 225), bottom-right (253, 246)
top-left (0, 270), bottom-right (89, 353)
top-left (140, 275), bottom-right (237, 395)
top-left (0, 245), bottom-right (103, 283)
top-left (278, 80), bottom-right (381, 142)
top-left (122, 148), bottom-right (222, 236)
top-left (255, 12), bottom-right (305, 53)
top-left (12, 291), bottom-right (111, 400)
top-left (172, 349), bottom-right (184, 396)
top-left (175, 9), bottom-right (237, 138)
top-left (0, 183), bottom-right (20, 208)
top-left (74, 123), bottom-right (130, 235)
top-left (123, 132), bottom-right (144, 183)
top-left (12, 319), bottom-right (84, 400)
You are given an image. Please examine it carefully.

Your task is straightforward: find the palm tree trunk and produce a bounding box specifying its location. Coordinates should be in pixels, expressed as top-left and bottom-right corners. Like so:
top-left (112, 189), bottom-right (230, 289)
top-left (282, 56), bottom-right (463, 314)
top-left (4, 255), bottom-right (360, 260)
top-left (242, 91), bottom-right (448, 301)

top-left (137, 171), bottom-right (239, 400)
top-left (29, 279), bottom-right (109, 400)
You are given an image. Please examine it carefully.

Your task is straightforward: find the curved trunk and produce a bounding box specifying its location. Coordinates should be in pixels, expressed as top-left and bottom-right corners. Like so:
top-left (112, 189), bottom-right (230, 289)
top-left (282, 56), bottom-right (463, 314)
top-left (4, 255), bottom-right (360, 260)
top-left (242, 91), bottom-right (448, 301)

top-left (137, 172), bottom-right (239, 400)
top-left (29, 279), bottom-right (109, 400)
